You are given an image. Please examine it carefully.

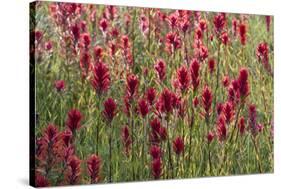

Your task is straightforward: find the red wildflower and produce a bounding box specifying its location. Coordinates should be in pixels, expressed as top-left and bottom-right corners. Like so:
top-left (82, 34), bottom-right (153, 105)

top-left (45, 41), bottom-right (53, 51)
top-left (126, 74), bottom-right (139, 100)
top-left (248, 104), bottom-right (258, 136)
top-left (93, 45), bottom-right (103, 61)
top-left (167, 12), bottom-right (178, 30)
top-left (66, 109), bottom-right (83, 133)
top-left (165, 32), bottom-right (181, 53)
top-left (99, 18), bottom-right (108, 34)
top-left (201, 85), bottom-right (213, 117)
top-left (70, 24), bottom-right (80, 42)
top-left (150, 118), bottom-right (162, 144)
top-left (80, 33), bottom-right (91, 49)
top-left (158, 88), bottom-right (175, 114)
top-left (256, 42), bottom-right (271, 73)
top-left (150, 145), bottom-right (161, 160)
top-left (193, 96), bottom-right (199, 108)
top-left (238, 117), bottom-right (246, 135)
top-left (220, 31), bottom-right (229, 45)
top-left (121, 35), bottom-right (130, 49)
top-left (154, 59), bottom-right (166, 81)
top-left (173, 136), bottom-right (184, 155)
top-left (222, 75), bottom-right (230, 87)
top-left (121, 125), bottom-right (132, 155)
top-left (176, 65), bottom-right (190, 93)
top-left (35, 172), bottom-right (49, 187)
top-left (138, 98), bottom-right (149, 118)
top-left (199, 19), bottom-right (207, 32)
top-left (197, 45), bottom-right (208, 61)
top-left (216, 102), bottom-right (224, 115)
top-left (217, 115), bottom-right (227, 142)
top-left (213, 13), bottom-right (225, 34)
top-left (91, 61), bottom-right (110, 96)
top-left (79, 51), bottom-right (92, 78)
top-left (223, 101), bottom-right (234, 124)
top-left (207, 131), bottom-right (215, 144)
top-left (35, 30), bottom-right (43, 42)
top-left (237, 68), bottom-right (250, 99)
top-left (239, 23), bottom-right (247, 46)
top-left (208, 58), bottom-right (216, 74)
top-left (151, 158), bottom-right (162, 179)
top-left (66, 155), bottom-right (81, 185)
top-left (159, 127), bottom-right (167, 141)
top-left (87, 154), bottom-right (102, 183)
top-left (54, 80), bottom-right (65, 92)
top-left (103, 98), bottom-right (117, 123)
top-left (195, 28), bottom-right (203, 40)
top-left (146, 87), bottom-right (157, 105)
top-left (105, 5), bottom-right (118, 20)
top-left (190, 59), bottom-right (200, 91)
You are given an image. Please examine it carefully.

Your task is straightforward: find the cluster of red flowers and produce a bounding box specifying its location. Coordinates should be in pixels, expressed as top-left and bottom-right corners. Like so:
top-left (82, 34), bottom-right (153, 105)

top-left (34, 2), bottom-right (273, 185)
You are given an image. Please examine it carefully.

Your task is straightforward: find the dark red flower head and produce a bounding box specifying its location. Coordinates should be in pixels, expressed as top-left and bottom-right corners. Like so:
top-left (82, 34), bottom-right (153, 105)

top-left (66, 155), bottom-right (81, 185)
top-left (66, 109), bottom-right (83, 133)
top-left (126, 74), bottom-right (139, 100)
top-left (91, 61), bottom-right (110, 96)
top-left (121, 35), bottom-right (130, 49)
top-left (199, 19), bottom-right (207, 32)
top-left (239, 23), bottom-right (247, 46)
top-left (159, 127), bottom-right (167, 141)
top-left (213, 13), bottom-right (226, 34)
top-left (93, 45), bottom-right (103, 61)
top-left (103, 98), bottom-right (117, 123)
top-left (138, 98), bottom-right (149, 118)
top-left (121, 125), bottom-right (131, 155)
top-left (208, 58), bottom-right (216, 74)
top-left (217, 114), bottom-right (227, 142)
top-left (222, 75), bottom-right (230, 87)
top-left (223, 101), bottom-right (234, 124)
top-left (80, 33), bottom-right (91, 49)
top-left (193, 96), bottom-right (199, 108)
top-left (176, 65), bottom-right (190, 93)
top-left (150, 145), bottom-right (161, 160)
top-left (201, 85), bottom-right (213, 117)
top-left (158, 88), bottom-right (175, 114)
top-left (99, 18), bottom-right (108, 33)
top-left (190, 59), bottom-right (200, 91)
top-left (238, 117), bottom-right (246, 135)
top-left (165, 32), bottom-right (181, 53)
top-left (70, 24), bottom-right (80, 42)
top-left (237, 68), bottom-right (249, 99)
top-left (151, 158), bottom-right (162, 179)
top-left (87, 154), bottom-right (102, 184)
top-left (220, 31), bottom-right (229, 45)
top-left (248, 104), bottom-right (258, 136)
top-left (256, 42), bottom-right (270, 72)
top-left (35, 172), bottom-right (49, 187)
top-left (173, 136), bottom-right (184, 155)
top-left (146, 87), bottom-right (157, 105)
top-left (207, 131), bottom-right (215, 144)
top-left (54, 80), bottom-right (65, 92)
top-left (154, 59), bottom-right (166, 81)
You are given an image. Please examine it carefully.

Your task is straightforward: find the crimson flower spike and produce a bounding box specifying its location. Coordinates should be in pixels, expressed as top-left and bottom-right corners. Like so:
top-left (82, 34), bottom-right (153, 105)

top-left (190, 58), bottom-right (200, 92)
top-left (176, 65), bottom-right (190, 94)
top-left (239, 22), bottom-right (247, 46)
top-left (66, 109), bottom-right (83, 134)
top-left (237, 67), bottom-right (250, 101)
top-left (172, 136), bottom-right (184, 155)
top-left (121, 125), bottom-right (132, 155)
top-left (150, 145), bottom-right (161, 160)
top-left (154, 59), bottom-right (166, 82)
top-left (126, 73), bottom-right (139, 100)
top-left (138, 98), bottom-right (149, 118)
top-left (146, 87), bottom-right (157, 106)
top-left (87, 154), bottom-right (102, 184)
top-left (103, 98), bottom-right (117, 123)
top-left (201, 85), bottom-right (213, 118)
top-left (66, 155), bottom-right (81, 185)
top-left (151, 158), bottom-right (162, 179)
top-left (91, 61), bottom-right (110, 96)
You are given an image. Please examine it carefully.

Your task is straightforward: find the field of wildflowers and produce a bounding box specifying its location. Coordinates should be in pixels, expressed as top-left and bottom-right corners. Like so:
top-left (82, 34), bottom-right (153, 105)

top-left (30, 1), bottom-right (274, 187)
